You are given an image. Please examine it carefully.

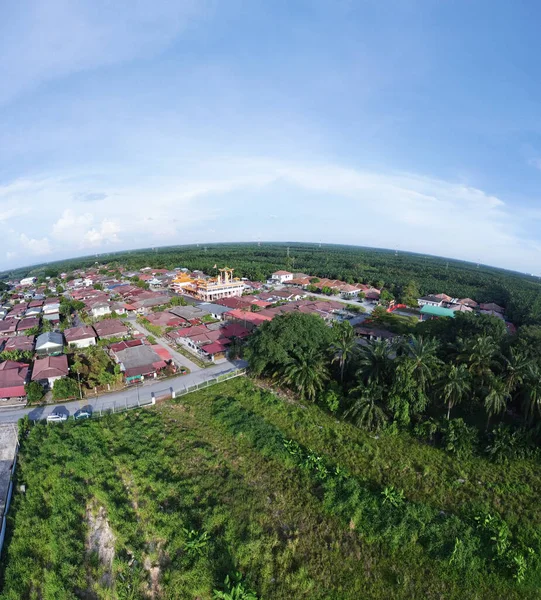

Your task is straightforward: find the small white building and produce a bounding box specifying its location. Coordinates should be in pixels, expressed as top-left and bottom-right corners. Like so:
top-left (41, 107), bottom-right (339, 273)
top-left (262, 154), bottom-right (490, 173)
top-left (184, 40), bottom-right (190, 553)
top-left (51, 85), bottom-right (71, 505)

top-left (271, 270), bottom-right (293, 284)
top-left (90, 302), bottom-right (112, 319)
top-left (64, 326), bottom-right (97, 349)
top-left (20, 277), bottom-right (36, 286)
top-left (417, 295), bottom-right (443, 308)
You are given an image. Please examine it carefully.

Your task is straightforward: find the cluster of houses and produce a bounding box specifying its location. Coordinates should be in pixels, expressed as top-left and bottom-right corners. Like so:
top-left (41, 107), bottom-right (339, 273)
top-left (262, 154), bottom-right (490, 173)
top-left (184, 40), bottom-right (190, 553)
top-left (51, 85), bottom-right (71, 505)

top-left (417, 294), bottom-right (507, 321)
top-left (0, 262), bottom-right (518, 402)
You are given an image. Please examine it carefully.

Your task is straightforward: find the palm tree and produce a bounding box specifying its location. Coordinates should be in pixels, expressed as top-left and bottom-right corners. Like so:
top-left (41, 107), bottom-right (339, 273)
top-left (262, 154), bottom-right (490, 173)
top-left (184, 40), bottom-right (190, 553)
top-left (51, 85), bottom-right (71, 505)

top-left (281, 348), bottom-right (330, 402)
top-left (356, 339), bottom-right (393, 386)
top-left (400, 335), bottom-right (443, 393)
top-left (521, 365), bottom-right (541, 424)
top-left (503, 348), bottom-right (531, 396)
top-left (457, 335), bottom-right (500, 391)
top-left (345, 383), bottom-right (388, 431)
top-left (441, 364), bottom-right (471, 420)
top-left (484, 376), bottom-right (509, 428)
top-left (331, 321), bottom-right (357, 383)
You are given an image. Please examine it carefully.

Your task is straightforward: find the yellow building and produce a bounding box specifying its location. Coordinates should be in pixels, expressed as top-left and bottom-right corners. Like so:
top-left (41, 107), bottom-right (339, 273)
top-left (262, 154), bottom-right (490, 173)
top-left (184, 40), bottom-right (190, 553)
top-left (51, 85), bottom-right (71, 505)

top-left (170, 268), bottom-right (244, 301)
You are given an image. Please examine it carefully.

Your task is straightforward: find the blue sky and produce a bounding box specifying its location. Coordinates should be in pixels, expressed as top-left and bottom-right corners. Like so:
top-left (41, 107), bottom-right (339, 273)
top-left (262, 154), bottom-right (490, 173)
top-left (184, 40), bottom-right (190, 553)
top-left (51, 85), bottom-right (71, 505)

top-left (2, 0), bottom-right (541, 273)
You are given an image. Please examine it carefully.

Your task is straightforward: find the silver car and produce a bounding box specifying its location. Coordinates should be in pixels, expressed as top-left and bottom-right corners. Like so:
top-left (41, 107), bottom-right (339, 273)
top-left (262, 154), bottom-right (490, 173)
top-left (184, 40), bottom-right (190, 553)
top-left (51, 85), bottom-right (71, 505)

top-left (46, 412), bottom-right (68, 423)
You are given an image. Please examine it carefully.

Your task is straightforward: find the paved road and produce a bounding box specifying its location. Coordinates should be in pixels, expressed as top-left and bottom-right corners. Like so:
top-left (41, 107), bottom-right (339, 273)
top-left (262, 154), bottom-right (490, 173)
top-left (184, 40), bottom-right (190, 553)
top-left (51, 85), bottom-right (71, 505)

top-left (130, 319), bottom-right (202, 372)
top-left (0, 360), bottom-right (247, 424)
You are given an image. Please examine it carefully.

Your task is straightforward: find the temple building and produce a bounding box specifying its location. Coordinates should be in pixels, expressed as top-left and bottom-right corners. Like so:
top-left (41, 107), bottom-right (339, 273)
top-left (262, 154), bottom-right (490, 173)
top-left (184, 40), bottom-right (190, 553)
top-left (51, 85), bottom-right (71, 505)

top-left (170, 267), bottom-right (244, 301)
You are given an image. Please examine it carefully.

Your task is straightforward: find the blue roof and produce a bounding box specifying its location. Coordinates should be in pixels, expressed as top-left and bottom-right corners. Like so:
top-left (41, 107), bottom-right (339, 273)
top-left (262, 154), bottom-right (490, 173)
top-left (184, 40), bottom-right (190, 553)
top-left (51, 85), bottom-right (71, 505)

top-left (420, 305), bottom-right (456, 318)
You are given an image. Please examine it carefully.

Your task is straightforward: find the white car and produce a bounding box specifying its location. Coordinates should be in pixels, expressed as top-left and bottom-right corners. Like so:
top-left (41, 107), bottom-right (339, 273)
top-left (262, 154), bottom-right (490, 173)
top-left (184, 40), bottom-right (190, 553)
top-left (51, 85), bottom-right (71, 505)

top-left (46, 412), bottom-right (68, 423)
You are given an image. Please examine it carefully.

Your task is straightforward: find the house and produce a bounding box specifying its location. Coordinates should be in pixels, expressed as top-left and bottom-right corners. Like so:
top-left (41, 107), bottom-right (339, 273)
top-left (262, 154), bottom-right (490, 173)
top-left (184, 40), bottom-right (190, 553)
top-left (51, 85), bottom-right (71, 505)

top-left (271, 270), bottom-right (293, 284)
top-left (108, 339), bottom-right (168, 383)
top-left (4, 335), bottom-right (35, 353)
top-left (64, 326), bottom-right (97, 349)
top-left (24, 305), bottom-right (42, 317)
top-left (417, 295), bottom-right (443, 308)
top-left (93, 319), bottom-right (129, 340)
top-left (433, 293), bottom-right (453, 303)
top-left (145, 311), bottom-right (184, 329)
top-left (169, 305), bottom-right (207, 321)
top-left (480, 302), bottom-right (505, 314)
top-left (0, 320), bottom-right (18, 336)
top-left (354, 326), bottom-right (396, 342)
top-left (0, 361), bottom-right (29, 401)
top-left (197, 303), bottom-right (235, 321)
top-left (449, 304), bottom-right (473, 313)
top-left (43, 302), bottom-right (61, 315)
top-left (89, 301), bottom-right (112, 319)
top-left (16, 317), bottom-right (39, 335)
top-left (35, 332), bottom-right (64, 356)
top-left (31, 355), bottom-right (69, 388)
top-left (19, 277), bottom-right (36, 286)
top-left (458, 298), bottom-right (479, 309)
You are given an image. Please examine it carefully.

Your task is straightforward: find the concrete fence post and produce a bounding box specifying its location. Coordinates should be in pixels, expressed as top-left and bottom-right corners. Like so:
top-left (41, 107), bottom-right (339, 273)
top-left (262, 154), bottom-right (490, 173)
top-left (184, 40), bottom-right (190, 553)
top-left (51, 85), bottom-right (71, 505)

top-left (151, 392), bottom-right (156, 405)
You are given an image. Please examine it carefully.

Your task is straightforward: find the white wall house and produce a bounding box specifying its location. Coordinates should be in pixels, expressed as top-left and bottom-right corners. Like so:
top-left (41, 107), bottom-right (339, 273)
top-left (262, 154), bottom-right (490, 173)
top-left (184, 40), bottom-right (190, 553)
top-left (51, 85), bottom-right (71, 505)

top-left (271, 270), bottom-right (293, 284)
top-left (90, 302), bottom-right (112, 319)
top-left (417, 296), bottom-right (443, 308)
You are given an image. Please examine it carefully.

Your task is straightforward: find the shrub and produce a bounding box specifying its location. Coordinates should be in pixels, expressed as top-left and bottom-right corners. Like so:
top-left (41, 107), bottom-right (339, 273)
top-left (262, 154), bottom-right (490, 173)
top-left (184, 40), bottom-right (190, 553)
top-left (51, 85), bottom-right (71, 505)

top-left (25, 381), bottom-right (44, 403)
top-left (441, 418), bottom-right (478, 458)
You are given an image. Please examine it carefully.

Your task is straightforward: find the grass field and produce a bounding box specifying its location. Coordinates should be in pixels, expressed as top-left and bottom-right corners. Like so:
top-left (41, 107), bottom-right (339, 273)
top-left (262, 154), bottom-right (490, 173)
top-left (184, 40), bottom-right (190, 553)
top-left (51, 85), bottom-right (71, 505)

top-left (2, 377), bottom-right (540, 599)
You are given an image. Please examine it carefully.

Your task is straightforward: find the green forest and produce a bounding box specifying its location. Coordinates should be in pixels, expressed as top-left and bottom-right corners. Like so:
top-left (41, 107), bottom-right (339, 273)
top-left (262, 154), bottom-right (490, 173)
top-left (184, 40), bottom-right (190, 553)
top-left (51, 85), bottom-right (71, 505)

top-left (2, 377), bottom-right (540, 599)
top-left (3, 242), bottom-right (541, 325)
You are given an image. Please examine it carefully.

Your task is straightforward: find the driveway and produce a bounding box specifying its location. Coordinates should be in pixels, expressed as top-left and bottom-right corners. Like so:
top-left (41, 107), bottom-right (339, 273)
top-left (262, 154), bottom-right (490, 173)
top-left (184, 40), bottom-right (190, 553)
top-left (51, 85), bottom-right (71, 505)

top-left (130, 319), bottom-right (202, 372)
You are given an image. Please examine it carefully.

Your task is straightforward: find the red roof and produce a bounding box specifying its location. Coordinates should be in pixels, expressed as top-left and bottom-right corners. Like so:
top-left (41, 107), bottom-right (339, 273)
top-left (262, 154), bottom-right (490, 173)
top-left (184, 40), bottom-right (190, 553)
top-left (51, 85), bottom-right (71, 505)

top-left (64, 326), bottom-right (97, 343)
top-left (221, 324), bottom-right (250, 338)
top-left (32, 355), bottom-right (69, 380)
top-left (151, 345), bottom-right (172, 361)
top-left (201, 342), bottom-right (228, 355)
top-left (225, 310), bottom-right (273, 325)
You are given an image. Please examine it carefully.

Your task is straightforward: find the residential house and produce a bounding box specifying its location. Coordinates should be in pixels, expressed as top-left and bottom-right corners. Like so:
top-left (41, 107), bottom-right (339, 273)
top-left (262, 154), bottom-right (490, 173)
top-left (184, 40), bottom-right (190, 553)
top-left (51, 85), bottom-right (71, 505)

top-left (354, 326), bottom-right (397, 342)
top-left (19, 277), bottom-right (36, 286)
top-left (4, 335), bottom-right (35, 353)
top-left (449, 304), bottom-right (473, 313)
top-left (35, 332), bottom-right (64, 356)
top-left (93, 319), bottom-right (129, 340)
top-left (16, 317), bottom-right (39, 335)
top-left (417, 295), bottom-right (444, 308)
top-left (169, 305), bottom-right (207, 321)
top-left (108, 339), bottom-right (168, 383)
top-left (88, 301), bottom-right (112, 319)
top-left (197, 303), bottom-right (235, 321)
top-left (458, 298), bottom-right (479, 309)
top-left (433, 293), bottom-right (454, 303)
top-left (0, 361), bottom-right (29, 401)
top-left (24, 305), bottom-right (42, 318)
top-left (271, 270), bottom-right (293, 284)
top-left (31, 355), bottom-right (69, 389)
top-left (64, 326), bottom-right (97, 349)
top-left (0, 320), bottom-right (17, 336)
top-left (480, 302), bottom-right (505, 314)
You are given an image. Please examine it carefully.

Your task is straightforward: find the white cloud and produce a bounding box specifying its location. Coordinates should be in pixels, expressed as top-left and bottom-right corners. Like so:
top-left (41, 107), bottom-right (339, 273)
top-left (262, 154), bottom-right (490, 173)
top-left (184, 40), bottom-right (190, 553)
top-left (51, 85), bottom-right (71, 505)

top-left (19, 233), bottom-right (52, 256)
top-left (83, 219), bottom-right (121, 247)
top-left (2, 156), bottom-right (541, 273)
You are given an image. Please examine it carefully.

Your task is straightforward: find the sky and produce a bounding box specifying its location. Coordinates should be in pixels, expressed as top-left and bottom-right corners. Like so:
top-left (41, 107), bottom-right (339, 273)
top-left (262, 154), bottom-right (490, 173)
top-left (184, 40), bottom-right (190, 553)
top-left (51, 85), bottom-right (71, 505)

top-left (2, 1), bottom-right (541, 273)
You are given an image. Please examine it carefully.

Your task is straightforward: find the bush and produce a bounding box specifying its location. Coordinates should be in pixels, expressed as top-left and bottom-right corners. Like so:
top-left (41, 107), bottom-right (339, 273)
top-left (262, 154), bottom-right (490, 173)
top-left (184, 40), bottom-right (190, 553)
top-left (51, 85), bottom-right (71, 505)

top-left (25, 381), bottom-right (44, 403)
top-left (485, 425), bottom-right (536, 463)
top-left (441, 418), bottom-right (478, 458)
top-left (52, 377), bottom-right (80, 400)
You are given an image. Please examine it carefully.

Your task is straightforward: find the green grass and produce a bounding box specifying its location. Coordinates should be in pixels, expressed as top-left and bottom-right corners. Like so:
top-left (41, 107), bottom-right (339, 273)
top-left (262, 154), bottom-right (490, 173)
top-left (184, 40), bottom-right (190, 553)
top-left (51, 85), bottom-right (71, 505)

top-left (2, 378), bottom-right (540, 599)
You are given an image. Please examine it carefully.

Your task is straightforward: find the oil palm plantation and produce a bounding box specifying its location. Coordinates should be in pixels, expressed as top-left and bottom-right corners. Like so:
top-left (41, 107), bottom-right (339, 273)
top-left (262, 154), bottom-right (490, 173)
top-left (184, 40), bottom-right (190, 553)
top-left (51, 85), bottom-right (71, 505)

top-left (441, 363), bottom-right (471, 420)
top-left (456, 335), bottom-right (501, 392)
top-left (280, 348), bottom-right (330, 402)
top-left (331, 321), bottom-right (357, 383)
top-left (345, 383), bottom-right (388, 431)
top-left (521, 364), bottom-right (541, 424)
top-left (400, 335), bottom-right (443, 394)
top-left (503, 348), bottom-right (531, 398)
top-left (356, 339), bottom-right (394, 386)
top-left (484, 376), bottom-right (510, 428)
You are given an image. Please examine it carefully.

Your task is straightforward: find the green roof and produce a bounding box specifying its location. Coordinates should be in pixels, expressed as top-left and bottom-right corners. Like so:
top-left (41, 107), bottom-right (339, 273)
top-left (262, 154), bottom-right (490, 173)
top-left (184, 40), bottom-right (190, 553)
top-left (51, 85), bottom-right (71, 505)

top-left (420, 305), bottom-right (456, 318)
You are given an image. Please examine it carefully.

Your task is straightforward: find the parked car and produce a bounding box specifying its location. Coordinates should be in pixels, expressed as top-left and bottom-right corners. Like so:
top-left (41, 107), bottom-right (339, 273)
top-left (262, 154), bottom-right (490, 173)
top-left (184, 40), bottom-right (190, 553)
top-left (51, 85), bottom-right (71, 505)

top-left (46, 412), bottom-right (68, 423)
top-left (74, 408), bottom-right (92, 420)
